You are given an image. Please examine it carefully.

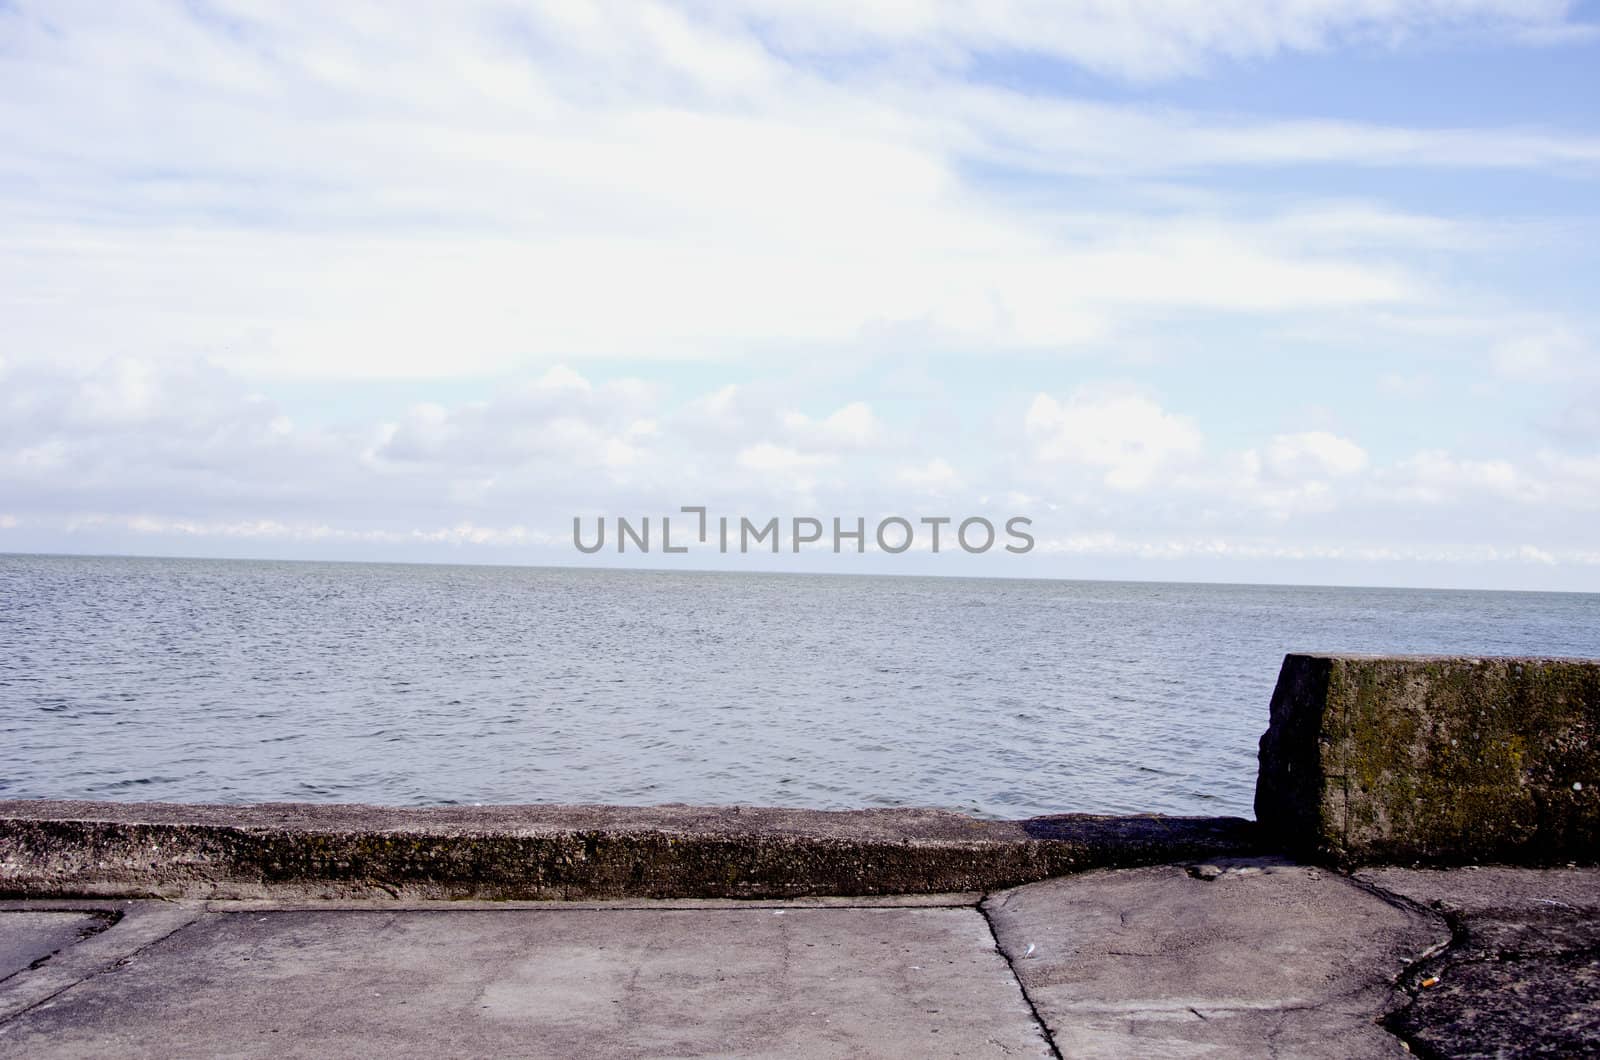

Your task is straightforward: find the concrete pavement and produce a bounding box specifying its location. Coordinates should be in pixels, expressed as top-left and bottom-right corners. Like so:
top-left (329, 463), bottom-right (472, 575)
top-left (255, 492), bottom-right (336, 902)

top-left (984, 858), bottom-right (1441, 1058)
top-left (4, 862), bottom-right (1593, 1058)
top-left (1, 899), bottom-right (1051, 1059)
top-left (0, 913), bottom-right (109, 982)
top-left (1357, 866), bottom-right (1600, 1058)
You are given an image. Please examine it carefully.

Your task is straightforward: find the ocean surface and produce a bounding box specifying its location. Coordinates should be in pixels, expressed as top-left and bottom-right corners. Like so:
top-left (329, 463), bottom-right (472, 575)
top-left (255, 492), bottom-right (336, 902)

top-left (1, 554), bottom-right (1596, 819)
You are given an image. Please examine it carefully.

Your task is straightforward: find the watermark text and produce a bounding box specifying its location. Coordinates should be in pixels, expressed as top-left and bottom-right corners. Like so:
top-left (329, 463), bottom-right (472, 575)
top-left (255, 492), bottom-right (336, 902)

top-left (573, 508), bottom-right (1034, 555)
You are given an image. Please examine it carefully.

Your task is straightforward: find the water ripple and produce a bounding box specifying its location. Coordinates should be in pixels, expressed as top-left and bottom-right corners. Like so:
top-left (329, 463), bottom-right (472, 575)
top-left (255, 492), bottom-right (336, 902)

top-left (1, 555), bottom-right (1596, 817)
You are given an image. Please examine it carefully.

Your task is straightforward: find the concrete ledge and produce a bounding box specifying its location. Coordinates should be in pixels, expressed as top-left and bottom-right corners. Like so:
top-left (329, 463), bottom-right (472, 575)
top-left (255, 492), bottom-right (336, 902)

top-left (0, 800), bottom-right (1256, 900)
top-left (1256, 653), bottom-right (1600, 866)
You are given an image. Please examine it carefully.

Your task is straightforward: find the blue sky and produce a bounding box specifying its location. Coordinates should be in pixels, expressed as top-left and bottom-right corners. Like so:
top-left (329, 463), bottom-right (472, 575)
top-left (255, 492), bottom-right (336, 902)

top-left (2, 1), bottom-right (1599, 589)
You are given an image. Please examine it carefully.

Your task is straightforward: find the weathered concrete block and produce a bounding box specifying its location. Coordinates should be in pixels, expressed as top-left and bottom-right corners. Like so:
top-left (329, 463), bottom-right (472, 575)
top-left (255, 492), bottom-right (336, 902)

top-left (1256, 654), bottom-right (1599, 865)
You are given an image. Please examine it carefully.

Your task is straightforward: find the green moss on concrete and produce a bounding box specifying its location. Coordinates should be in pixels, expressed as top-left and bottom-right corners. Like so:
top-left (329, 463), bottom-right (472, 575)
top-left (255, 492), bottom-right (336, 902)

top-left (1258, 654), bottom-right (1600, 865)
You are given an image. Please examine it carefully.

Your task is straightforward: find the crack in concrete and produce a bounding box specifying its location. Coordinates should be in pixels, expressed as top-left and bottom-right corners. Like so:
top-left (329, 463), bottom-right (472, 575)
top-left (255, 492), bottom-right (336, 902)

top-left (0, 910), bottom-right (119, 991)
top-left (0, 909), bottom-right (206, 1030)
top-left (1340, 873), bottom-right (1464, 1060)
top-left (1381, 914), bottom-right (1472, 1060)
top-left (1379, 904), bottom-right (1600, 1060)
top-left (976, 893), bottom-right (1064, 1060)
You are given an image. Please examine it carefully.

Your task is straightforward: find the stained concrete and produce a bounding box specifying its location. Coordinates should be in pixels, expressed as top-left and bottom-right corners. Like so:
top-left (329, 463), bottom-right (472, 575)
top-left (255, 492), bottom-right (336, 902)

top-left (0, 902), bottom-right (204, 1025)
top-left (983, 857), bottom-right (1448, 1058)
top-left (0, 913), bottom-right (106, 982)
top-left (0, 799), bottom-right (1255, 901)
top-left (1357, 867), bottom-right (1600, 1058)
top-left (0, 906), bottom-right (1052, 1059)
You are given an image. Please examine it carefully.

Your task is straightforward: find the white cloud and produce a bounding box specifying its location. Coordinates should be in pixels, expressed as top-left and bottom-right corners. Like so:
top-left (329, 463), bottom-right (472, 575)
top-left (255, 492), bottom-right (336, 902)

top-left (368, 366), bottom-right (653, 471)
top-left (940, 84), bottom-right (1600, 177)
top-left (896, 458), bottom-right (960, 493)
top-left (1228, 433), bottom-right (1367, 520)
top-left (1259, 432), bottom-right (1369, 480)
top-left (1025, 388), bottom-right (1203, 490)
top-left (1517, 544), bottom-right (1558, 565)
top-left (70, 513), bottom-right (557, 548)
top-left (533, 366), bottom-right (595, 393)
top-left (4, 355), bottom-right (1599, 583)
top-left (0, 3), bottom-right (1586, 382)
top-left (1377, 371), bottom-right (1430, 397)
top-left (735, 442), bottom-right (834, 474)
top-left (1493, 337), bottom-right (1559, 379)
top-left (735, 0), bottom-right (1584, 81)
top-left (819, 402), bottom-right (882, 446)
top-left (1490, 329), bottom-right (1595, 382)
top-left (1383, 450), bottom-right (1527, 503)
top-left (783, 401), bottom-right (885, 449)
top-left (3, 4), bottom-right (1600, 586)
top-left (1030, 531), bottom-right (1600, 566)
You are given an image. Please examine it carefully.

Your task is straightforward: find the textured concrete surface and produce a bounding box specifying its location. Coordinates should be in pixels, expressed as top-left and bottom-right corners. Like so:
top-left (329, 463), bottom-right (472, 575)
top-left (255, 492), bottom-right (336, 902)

top-left (0, 905), bottom-right (1051, 1059)
top-left (1357, 866), bottom-right (1600, 1059)
top-left (0, 912), bottom-right (107, 981)
top-left (0, 799), bottom-right (1255, 900)
top-left (983, 857), bottom-right (1446, 1058)
top-left (0, 901), bottom-right (203, 1025)
top-left (2, 865), bottom-right (1595, 1058)
top-left (1256, 654), bottom-right (1599, 865)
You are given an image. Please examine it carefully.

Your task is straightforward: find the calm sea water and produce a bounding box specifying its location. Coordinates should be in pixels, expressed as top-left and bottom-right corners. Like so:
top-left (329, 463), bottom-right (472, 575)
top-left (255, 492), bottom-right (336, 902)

top-left (1, 554), bottom-right (1595, 818)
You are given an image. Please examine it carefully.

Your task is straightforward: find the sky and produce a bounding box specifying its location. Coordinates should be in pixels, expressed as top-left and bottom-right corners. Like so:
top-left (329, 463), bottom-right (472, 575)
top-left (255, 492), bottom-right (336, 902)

top-left (2, 1), bottom-right (1599, 590)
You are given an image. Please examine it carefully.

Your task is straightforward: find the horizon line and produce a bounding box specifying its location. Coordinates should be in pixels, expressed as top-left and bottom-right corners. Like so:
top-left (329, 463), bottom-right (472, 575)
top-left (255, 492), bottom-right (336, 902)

top-left (5, 547), bottom-right (1597, 598)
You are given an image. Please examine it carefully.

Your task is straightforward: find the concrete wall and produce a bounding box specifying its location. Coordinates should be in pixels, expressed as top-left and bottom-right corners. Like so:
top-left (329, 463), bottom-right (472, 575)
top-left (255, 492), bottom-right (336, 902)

top-left (1256, 654), bottom-right (1599, 865)
top-left (0, 802), bottom-right (1253, 900)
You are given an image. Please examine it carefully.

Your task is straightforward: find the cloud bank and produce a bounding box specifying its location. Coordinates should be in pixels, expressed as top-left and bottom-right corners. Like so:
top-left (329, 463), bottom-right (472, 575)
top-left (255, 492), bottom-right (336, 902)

top-left (1, 2), bottom-right (1598, 589)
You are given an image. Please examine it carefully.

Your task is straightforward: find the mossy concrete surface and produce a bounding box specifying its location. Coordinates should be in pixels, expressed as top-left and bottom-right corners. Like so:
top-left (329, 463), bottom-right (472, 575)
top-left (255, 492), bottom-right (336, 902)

top-left (0, 800), bottom-right (1255, 901)
top-left (1256, 654), bottom-right (1599, 866)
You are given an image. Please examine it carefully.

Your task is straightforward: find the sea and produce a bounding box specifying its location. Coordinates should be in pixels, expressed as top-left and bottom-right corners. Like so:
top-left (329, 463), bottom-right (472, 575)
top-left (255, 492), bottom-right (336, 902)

top-left (1, 553), bottom-right (1595, 819)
